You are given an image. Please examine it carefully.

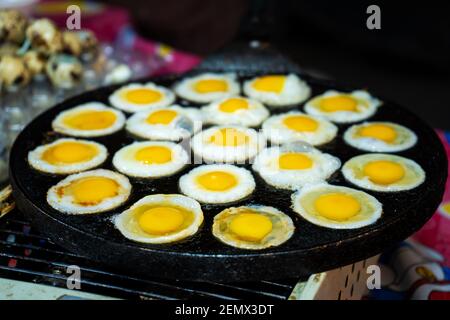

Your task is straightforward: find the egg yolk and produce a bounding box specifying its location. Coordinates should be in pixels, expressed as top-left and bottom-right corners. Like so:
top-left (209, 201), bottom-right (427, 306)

top-left (210, 128), bottom-right (249, 146)
top-left (43, 142), bottom-right (97, 164)
top-left (358, 124), bottom-right (397, 143)
top-left (146, 110), bottom-right (178, 125)
top-left (278, 153), bottom-right (313, 170)
top-left (314, 193), bottom-right (361, 221)
top-left (319, 95), bottom-right (358, 112)
top-left (66, 176), bottom-right (119, 205)
top-left (363, 160), bottom-right (405, 185)
top-left (252, 75), bottom-right (285, 93)
top-left (197, 171), bottom-right (237, 191)
top-left (194, 79), bottom-right (228, 93)
top-left (283, 115), bottom-right (318, 132)
top-left (124, 88), bottom-right (162, 104)
top-left (219, 98), bottom-right (249, 113)
top-left (63, 111), bottom-right (117, 130)
top-left (229, 212), bottom-right (273, 242)
top-left (135, 146), bottom-right (172, 164)
top-left (138, 206), bottom-right (185, 235)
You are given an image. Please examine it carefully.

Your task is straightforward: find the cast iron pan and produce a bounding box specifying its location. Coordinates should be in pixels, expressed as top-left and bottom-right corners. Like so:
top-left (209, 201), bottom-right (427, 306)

top-left (9, 67), bottom-right (447, 282)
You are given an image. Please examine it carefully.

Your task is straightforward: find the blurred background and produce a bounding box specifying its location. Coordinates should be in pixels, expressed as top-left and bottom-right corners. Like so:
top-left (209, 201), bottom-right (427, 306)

top-left (101, 0), bottom-right (450, 127)
top-left (2, 0), bottom-right (449, 126)
top-left (106, 0), bottom-right (450, 129)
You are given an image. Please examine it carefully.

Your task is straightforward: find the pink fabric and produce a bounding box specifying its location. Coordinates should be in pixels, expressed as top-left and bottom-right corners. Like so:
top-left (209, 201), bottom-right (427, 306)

top-left (413, 131), bottom-right (450, 267)
top-left (132, 34), bottom-right (201, 75)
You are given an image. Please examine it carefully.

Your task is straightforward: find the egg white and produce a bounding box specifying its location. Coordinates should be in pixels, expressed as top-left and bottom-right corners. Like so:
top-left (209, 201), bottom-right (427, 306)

top-left (243, 74), bottom-right (311, 107)
top-left (52, 102), bottom-right (126, 137)
top-left (113, 194), bottom-right (204, 244)
top-left (212, 205), bottom-right (295, 250)
top-left (201, 96), bottom-right (269, 127)
top-left (342, 153), bottom-right (425, 192)
top-left (109, 82), bottom-right (175, 113)
top-left (173, 73), bottom-right (240, 103)
top-left (126, 105), bottom-right (203, 141)
top-left (252, 145), bottom-right (341, 190)
top-left (191, 125), bottom-right (266, 163)
top-left (178, 164), bottom-right (255, 204)
top-left (262, 111), bottom-right (337, 146)
top-left (291, 183), bottom-right (382, 229)
top-left (343, 122), bottom-right (418, 152)
top-left (304, 90), bottom-right (382, 123)
top-left (28, 138), bottom-right (108, 174)
top-left (112, 141), bottom-right (189, 178)
top-left (47, 169), bottom-right (131, 214)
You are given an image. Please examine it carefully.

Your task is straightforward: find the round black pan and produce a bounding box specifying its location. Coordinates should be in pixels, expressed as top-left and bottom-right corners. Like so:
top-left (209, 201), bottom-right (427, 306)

top-left (9, 70), bottom-right (447, 282)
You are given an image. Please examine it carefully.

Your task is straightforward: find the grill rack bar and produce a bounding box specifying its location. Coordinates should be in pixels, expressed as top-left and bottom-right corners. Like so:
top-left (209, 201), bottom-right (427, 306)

top-left (0, 210), bottom-right (300, 300)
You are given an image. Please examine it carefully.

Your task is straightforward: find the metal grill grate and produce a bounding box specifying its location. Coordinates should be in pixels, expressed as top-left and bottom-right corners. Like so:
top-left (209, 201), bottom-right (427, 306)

top-left (0, 210), bottom-right (301, 300)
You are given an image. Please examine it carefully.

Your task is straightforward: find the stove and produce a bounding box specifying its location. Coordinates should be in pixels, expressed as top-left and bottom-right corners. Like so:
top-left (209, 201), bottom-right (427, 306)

top-left (0, 209), bottom-right (302, 300)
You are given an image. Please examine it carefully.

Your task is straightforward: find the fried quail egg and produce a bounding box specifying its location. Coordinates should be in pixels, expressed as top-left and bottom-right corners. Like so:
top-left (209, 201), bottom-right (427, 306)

top-left (28, 138), bottom-right (107, 174)
top-left (262, 111), bottom-right (337, 146)
top-left (114, 194), bottom-right (203, 244)
top-left (304, 90), bottom-right (382, 123)
top-left (109, 82), bottom-right (175, 113)
top-left (191, 125), bottom-right (265, 163)
top-left (126, 105), bottom-right (202, 141)
top-left (47, 169), bottom-right (131, 214)
top-left (179, 164), bottom-right (255, 204)
top-left (52, 102), bottom-right (125, 137)
top-left (291, 183), bottom-right (382, 229)
top-left (174, 73), bottom-right (240, 103)
top-left (343, 122), bottom-right (417, 152)
top-left (113, 141), bottom-right (188, 178)
top-left (243, 74), bottom-right (311, 108)
top-left (201, 96), bottom-right (269, 127)
top-left (212, 205), bottom-right (295, 250)
top-left (252, 144), bottom-right (341, 190)
top-left (342, 153), bottom-right (425, 192)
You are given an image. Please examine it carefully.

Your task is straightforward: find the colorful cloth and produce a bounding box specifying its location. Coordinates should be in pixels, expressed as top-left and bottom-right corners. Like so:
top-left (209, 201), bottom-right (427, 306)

top-left (370, 132), bottom-right (450, 300)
